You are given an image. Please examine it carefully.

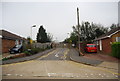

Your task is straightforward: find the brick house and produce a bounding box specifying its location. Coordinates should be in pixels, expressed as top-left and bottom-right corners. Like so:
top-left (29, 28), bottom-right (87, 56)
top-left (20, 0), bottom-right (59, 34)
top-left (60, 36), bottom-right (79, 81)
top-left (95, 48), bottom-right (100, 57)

top-left (0, 30), bottom-right (26, 53)
top-left (95, 27), bottom-right (120, 54)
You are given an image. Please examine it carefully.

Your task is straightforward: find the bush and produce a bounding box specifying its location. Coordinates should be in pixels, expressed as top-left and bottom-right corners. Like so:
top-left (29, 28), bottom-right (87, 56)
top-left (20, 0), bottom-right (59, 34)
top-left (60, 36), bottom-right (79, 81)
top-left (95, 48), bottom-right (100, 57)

top-left (31, 48), bottom-right (41, 54)
top-left (23, 48), bottom-right (43, 55)
top-left (111, 42), bottom-right (120, 59)
top-left (2, 57), bottom-right (8, 61)
top-left (46, 45), bottom-right (51, 49)
top-left (23, 51), bottom-right (32, 56)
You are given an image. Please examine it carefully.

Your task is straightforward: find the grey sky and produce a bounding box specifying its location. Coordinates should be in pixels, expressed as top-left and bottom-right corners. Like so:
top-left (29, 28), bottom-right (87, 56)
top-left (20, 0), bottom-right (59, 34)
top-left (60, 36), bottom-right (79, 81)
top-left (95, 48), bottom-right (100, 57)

top-left (1, 2), bottom-right (118, 42)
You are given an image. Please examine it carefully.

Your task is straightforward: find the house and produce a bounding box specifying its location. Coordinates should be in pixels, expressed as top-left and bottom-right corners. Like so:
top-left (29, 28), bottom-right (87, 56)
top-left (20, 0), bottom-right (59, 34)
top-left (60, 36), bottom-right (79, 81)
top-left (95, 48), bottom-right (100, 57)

top-left (95, 27), bottom-right (120, 54)
top-left (0, 30), bottom-right (26, 53)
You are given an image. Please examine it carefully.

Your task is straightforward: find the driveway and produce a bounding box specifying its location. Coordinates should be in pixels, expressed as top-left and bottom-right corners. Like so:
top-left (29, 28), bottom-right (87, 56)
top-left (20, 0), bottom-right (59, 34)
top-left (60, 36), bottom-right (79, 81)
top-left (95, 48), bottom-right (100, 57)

top-left (83, 53), bottom-right (120, 62)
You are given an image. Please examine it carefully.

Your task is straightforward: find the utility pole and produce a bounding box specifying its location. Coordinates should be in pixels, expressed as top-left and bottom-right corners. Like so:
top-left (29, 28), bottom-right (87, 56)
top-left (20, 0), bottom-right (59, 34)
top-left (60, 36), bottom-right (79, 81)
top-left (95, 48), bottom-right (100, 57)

top-left (77, 7), bottom-right (80, 55)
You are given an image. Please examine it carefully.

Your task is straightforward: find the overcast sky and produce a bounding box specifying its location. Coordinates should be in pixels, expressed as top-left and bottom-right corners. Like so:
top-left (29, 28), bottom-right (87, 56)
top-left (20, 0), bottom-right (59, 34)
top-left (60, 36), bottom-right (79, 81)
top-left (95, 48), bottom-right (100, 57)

top-left (1, 1), bottom-right (118, 42)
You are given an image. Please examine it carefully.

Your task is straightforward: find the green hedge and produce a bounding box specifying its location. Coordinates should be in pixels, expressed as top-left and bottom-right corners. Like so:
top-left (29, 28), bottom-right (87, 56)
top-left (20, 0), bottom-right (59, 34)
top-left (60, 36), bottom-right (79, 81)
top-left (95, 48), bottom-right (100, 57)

top-left (111, 42), bottom-right (120, 59)
top-left (23, 48), bottom-right (47, 55)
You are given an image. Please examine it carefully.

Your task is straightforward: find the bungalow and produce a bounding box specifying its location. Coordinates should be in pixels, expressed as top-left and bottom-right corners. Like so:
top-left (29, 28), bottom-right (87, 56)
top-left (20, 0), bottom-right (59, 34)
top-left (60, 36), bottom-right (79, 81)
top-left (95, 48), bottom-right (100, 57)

top-left (0, 30), bottom-right (26, 53)
top-left (95, 27), bottom-right (120, 54)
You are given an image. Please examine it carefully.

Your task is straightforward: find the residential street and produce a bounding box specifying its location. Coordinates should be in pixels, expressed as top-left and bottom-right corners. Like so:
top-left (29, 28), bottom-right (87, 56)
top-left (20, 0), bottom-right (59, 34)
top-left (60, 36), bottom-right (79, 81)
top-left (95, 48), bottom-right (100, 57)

top-left (2, 48), bottom-right (119, 79)
top-left (1, 1), bottom-right (120, 81)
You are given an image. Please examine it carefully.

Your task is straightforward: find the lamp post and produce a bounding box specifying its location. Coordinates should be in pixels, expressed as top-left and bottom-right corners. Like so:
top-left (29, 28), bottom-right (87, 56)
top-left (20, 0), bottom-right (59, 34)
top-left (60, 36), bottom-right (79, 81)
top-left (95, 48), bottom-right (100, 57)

top-left (31, 25), bottom-right (36, 40)
top-left (30, 25), bottom-right (36, 44)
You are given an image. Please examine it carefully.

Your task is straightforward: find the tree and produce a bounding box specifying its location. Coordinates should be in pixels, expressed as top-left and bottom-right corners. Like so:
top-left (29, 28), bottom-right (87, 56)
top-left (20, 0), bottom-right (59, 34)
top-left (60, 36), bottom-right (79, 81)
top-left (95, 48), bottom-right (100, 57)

top-left (110, 24), bottom-right (117, 29)
top-left (47, 33), bottom-right (53, 42)
top-left (36, 25), bottom-right (48, 43)
top-left (63, 32), bottom-right (78, 44)
top-left (27, 36), bottom-right (31, 44)
top-left (110, 23), bottom-right (120, 30)
top-left (71, 21), bottom-right (108, 43)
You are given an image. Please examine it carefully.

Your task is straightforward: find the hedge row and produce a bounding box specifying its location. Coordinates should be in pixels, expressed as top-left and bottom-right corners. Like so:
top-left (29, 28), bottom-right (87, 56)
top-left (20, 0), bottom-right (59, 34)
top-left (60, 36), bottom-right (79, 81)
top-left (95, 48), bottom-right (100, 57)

top-left (111, 42), bottom-right (120, 59)
top-left (2, 47), bottom-right (51, 61)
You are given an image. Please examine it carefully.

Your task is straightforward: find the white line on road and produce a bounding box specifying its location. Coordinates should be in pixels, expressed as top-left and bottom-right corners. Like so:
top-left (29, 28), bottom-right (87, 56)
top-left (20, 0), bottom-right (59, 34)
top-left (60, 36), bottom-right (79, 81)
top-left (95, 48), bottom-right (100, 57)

top-left (55, 52), bottom-right (59, 57)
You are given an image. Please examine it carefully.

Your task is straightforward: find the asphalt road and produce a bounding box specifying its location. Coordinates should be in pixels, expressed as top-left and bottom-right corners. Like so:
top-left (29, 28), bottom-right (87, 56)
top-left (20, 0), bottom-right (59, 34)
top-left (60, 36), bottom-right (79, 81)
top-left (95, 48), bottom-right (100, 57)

top-left (2, 48), bottom-right (119, 79)
top-left (37, 48), bottom-right (70, 60)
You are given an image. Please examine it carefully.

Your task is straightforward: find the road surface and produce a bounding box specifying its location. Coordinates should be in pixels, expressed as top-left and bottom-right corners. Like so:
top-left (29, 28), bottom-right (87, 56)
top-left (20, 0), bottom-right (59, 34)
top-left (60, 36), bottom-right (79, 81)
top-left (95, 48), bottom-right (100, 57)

top-left (2, 48), bottom-right (119, 79)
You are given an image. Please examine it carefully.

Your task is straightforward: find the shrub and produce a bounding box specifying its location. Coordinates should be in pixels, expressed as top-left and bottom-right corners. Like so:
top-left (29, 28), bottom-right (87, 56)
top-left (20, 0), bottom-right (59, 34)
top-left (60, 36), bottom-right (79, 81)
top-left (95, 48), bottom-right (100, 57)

top-left (2, 57), bottom-right (8, 61)
top-left (9, 56), bottom-right (14, 59)
top-left (31, 48), bottom-right (40, 54)
top-left (23, 51), bottom-right (32, 56)
top-left (111, 42), bottom-right (120, 59)
top-left (46, 45), bottom-right (51, 49)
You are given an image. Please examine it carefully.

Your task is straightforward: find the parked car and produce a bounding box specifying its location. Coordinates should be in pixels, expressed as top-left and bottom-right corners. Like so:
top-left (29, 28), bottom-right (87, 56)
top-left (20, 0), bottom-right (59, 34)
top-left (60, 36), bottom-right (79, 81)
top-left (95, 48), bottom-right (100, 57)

top-left (9, 44), bottom-right (23, 54)
top-left (85, 44), bottom-right (97, 53)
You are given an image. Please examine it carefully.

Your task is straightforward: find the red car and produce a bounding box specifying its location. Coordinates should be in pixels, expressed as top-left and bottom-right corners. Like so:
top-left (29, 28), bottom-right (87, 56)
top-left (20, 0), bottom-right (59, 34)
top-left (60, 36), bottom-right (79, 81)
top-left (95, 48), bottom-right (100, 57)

top-left (85, 44), bottom-right (97, 53)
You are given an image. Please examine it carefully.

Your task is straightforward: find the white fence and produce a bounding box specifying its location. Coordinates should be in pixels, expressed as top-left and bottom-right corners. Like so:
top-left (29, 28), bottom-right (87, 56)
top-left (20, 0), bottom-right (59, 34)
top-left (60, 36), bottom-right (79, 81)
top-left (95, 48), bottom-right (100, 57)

top-left (32, 43), bottom-right (51, 49)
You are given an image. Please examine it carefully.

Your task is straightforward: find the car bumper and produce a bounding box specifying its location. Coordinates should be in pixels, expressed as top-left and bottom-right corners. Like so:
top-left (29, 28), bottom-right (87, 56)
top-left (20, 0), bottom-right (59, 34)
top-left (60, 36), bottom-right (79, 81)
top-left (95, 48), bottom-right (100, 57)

top-left (87, 50), bottom-right (97, 53)
top-left (9, 50), bottom-right (18, 54)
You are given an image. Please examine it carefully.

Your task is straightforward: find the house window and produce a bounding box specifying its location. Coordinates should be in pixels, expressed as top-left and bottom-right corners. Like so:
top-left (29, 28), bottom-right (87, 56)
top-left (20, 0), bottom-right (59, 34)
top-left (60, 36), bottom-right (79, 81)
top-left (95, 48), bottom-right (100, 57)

top-left (116, 37), bottom-right (120, 42)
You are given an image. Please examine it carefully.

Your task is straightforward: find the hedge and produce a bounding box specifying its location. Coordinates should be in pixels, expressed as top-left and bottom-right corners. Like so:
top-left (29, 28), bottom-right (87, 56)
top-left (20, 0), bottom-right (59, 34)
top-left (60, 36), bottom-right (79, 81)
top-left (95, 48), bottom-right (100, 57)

top-left (111, 42), bottom-right (120, 59)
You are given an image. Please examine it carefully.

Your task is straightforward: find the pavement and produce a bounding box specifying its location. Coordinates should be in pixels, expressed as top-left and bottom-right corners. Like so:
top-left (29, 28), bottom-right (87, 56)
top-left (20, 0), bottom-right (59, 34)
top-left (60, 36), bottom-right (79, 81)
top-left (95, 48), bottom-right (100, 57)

top-left (2, 48), bottom-right (55, 65)
top-left (69, 48), bottom-right (103, 66)
top-left (84, 53), bottom-right (120, 63)
top-left (69, 48), bottom-right (119, 72)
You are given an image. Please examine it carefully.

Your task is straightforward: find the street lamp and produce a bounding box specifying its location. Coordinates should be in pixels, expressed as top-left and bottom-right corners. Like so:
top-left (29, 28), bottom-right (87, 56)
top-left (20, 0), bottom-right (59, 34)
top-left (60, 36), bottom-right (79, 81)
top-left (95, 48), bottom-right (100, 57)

top-left (31, 25), bottom-right (36, 40)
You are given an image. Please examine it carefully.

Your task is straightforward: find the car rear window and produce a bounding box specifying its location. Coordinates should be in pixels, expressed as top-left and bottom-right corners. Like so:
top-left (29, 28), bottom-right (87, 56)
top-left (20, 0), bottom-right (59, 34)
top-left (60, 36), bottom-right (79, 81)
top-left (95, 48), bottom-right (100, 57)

top-left (87, 45), bottom-right (96, 47)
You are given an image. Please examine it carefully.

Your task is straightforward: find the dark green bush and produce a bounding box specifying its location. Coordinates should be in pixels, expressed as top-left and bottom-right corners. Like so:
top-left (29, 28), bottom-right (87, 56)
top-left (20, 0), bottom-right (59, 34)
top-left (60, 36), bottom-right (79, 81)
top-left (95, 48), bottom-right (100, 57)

top-left (31, 48), bottom-right (41, 54)
top-left (23, 47), bottom-right (50, 55)
top-left (2, 57), bottom-right (8, 61)
top-left (23, 51), bottom-right (32, 56)
top-left (23, 48), bottom-right (43, 55)
top-left (111, 42), bottom-right (120, 59)
top-left (46, 45), bottom-right (51, 49)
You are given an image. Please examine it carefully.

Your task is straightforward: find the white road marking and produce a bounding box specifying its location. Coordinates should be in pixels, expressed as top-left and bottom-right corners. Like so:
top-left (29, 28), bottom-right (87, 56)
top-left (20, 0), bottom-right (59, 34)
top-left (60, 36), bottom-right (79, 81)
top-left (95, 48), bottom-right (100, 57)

top-left (6, 74), bottom-right (11, 76)
top-left (48, 73), bottom-right (51, 77)
top-left (55, 52), bottom-right (59, 57)
top-left (91, 73), bottom-right (93, 75)
top-left (115, 75), bottom-right (118, 77)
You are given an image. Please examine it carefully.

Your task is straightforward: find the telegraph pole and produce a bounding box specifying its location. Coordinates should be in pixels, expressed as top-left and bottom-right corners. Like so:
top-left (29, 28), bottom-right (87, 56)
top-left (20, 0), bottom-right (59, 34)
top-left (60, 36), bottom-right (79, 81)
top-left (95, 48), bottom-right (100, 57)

top-left (77, 7), bottom-right (80, 55)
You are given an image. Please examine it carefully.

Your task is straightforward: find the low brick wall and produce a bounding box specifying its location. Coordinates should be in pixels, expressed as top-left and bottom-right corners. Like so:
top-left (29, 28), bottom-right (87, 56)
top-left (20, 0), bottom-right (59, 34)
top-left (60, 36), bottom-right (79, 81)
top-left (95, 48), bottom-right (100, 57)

top-left (2, 39), bottom-right (15, 53)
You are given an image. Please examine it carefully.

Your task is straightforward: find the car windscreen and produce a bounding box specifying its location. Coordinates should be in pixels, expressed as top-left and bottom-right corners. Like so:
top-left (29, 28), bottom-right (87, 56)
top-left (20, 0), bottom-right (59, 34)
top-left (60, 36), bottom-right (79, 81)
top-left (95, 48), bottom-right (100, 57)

top-left (15, 45), bottom-right (22, 48)
top-left (87, 45), bottom-right (96, 47)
